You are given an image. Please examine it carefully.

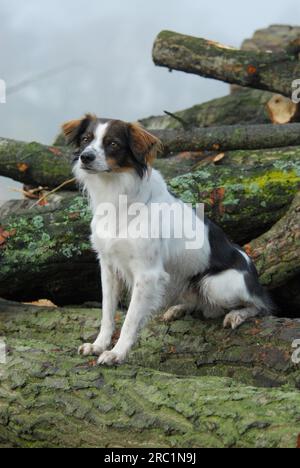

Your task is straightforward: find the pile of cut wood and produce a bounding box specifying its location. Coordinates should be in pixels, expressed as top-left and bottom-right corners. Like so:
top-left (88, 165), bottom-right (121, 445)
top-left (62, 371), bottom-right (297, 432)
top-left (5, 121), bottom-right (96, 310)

top-left (0, 25), bottom-right (299, 448)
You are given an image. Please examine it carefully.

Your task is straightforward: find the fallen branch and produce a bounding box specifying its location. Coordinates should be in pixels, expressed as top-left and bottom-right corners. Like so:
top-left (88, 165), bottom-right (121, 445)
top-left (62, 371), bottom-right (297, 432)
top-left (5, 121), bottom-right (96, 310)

top-left (30, 177), bottom-right (76, 209)
top-left (153, 30), bottom-right (300, 97)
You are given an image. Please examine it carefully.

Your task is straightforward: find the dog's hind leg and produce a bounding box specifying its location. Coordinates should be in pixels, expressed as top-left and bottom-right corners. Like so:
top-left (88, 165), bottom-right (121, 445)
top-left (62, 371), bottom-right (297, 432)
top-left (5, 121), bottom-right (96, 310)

top-left (223, 306), bottom-right (260, 330)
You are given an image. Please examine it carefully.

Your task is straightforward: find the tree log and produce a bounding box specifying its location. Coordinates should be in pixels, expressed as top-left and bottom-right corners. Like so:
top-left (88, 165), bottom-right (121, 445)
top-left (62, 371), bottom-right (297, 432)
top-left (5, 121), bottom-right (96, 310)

top-left (155, 123), bottom-right (300, 155)
top-left (0, 301), bottom-right (300, 448)
top-left (266, 94), bottom-right (300, 124)
top-left (0, 147), bottom-right (299, 305)
top-left (0, 138), bottom-right (76, 190)
top-left (2, 127), bottom-right (300, 190)
top-left (246, 192), bottom-right (300, 319)
top-left (247, 192), bottom-right (300, 289)
top-left (153, 30), bottom-right (300, 97)
top-left (140, 89), bottom-right (274, 130)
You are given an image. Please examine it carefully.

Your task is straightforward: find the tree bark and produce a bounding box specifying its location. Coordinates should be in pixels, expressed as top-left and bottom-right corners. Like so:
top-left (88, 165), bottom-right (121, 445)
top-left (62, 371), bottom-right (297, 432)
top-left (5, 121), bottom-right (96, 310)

top-left (0, 138), bottom-right (76, 190)
top-left (0, 301), bottom-right (300, 448)
top-left (140, 89), bottom-right (274, 130)
top-left (153, 30), bottom-right (300, 97)
top-left (0, 146), bottom-right (299, 305)
top-left (246, 192), bottom-right (300, 289)
top-left (0, 195), bottom-right (99, 306)
top-left (2, 127), bottom-right (300, 190)
top-left (155, 123), bottom-right (300, 155)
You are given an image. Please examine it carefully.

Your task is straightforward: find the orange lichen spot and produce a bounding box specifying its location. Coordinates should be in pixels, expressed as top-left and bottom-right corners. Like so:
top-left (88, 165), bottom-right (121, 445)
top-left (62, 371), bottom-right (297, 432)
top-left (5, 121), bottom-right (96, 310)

top-left (210, 187), bottom-right (226, 216)
top-left (17, 162), bottom-right (29, 173)
top-left (247, 64), bottom-right (257, 75)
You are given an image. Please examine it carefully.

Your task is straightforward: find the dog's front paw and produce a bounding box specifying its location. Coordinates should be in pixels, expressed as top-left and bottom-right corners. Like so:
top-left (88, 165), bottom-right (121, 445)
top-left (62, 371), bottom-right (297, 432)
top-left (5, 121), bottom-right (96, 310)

top-left (78, 343), bottom-right (103, 357)
top-left (97, 350), bottom-right (125, 366)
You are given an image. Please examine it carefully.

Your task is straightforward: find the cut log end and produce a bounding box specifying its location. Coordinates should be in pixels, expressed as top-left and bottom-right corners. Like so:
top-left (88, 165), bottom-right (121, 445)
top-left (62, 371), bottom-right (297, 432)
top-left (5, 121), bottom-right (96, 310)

top-left (266, 95), bottom-right (300, 124)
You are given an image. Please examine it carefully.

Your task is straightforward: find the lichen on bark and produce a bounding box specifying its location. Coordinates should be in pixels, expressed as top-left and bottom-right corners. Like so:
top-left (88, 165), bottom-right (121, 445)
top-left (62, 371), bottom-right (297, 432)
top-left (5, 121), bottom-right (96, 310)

top-left (0, 302), bottom-right (300, 448)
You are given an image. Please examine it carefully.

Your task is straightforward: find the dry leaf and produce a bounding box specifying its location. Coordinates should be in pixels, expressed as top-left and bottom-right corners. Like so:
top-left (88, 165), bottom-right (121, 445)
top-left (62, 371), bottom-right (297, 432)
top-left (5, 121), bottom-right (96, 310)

top-left (48, 147), bottom-right (62, 156)
top-left (0, 227), bottom-right (16, 246)
top-left (213, 153), bottom-right (225, 163)
top-left (23, 299), bottom-right (57, 308)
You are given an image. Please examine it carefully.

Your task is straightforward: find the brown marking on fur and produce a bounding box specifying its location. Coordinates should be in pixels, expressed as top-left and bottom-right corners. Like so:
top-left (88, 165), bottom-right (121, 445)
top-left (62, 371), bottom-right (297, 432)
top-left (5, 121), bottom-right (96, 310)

top-left (106, 157), bottom-right (135, 173)
top-left (62, 114), bottom-right (96, 144)
top-left (128, 123), bottom-right (163, 166)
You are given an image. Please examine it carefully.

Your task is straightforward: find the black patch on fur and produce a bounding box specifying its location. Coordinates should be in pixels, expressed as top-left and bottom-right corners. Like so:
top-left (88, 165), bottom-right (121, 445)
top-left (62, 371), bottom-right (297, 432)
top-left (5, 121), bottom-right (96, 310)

top-left (205, 217), bottom-right (249, 274)
top-left (189, 217), bottom-right (273, 313)
top-left (103, 120), bottom-right (148, 178)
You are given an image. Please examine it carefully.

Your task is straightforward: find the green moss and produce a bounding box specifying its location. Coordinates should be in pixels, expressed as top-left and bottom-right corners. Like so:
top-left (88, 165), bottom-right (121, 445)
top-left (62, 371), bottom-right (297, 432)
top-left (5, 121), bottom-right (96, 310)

top-left (1, 306), bottom-right (300, 448)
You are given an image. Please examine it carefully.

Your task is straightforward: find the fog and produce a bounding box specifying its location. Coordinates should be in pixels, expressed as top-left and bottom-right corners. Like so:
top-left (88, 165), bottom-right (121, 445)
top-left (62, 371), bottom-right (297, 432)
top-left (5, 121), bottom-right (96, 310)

top-left (1, 0), bottom-right (299, 203)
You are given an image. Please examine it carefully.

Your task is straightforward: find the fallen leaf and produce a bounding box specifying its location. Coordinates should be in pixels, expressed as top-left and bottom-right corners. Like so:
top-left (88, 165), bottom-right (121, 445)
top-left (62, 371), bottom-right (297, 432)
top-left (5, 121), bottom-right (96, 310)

top-left (48, 147), bottom-right (62, 156)
top-left (213, 152), bottom-right (225, 163)
top-left (0, 227), bottom-right (16, 246)
top-left (17, 163), bottom-right (29, 173)
top-left (244, 244), bottom-right (252, 257)
top-left (23, 299), bottom-right (57, 308)
top-left (38, 198), bottom-right (49, 207)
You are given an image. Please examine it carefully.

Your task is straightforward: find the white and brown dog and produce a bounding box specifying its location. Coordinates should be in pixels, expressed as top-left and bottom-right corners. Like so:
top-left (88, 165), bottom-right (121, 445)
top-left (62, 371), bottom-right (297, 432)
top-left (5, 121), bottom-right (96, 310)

top-left (62, 114), bottom-right (273, 366)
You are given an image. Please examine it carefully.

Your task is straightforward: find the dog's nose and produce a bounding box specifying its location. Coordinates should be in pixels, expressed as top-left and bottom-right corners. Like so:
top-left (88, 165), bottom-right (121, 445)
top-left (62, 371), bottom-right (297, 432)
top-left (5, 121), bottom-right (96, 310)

top-left (81, 152), bottom-right (96, 164)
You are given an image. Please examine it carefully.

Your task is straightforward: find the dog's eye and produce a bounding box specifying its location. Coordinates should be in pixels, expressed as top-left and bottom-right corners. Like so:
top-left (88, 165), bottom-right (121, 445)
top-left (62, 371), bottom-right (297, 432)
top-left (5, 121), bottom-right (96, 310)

top-left (110, 141), bottom-right (119, 149)
top-left (82, 136), bottom-right (91, 144)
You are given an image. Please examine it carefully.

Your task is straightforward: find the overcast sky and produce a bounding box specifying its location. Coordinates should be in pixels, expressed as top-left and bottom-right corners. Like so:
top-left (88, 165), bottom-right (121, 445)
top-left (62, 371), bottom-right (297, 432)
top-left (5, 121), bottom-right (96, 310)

top-left (1, 0), bottom-right (300, 202)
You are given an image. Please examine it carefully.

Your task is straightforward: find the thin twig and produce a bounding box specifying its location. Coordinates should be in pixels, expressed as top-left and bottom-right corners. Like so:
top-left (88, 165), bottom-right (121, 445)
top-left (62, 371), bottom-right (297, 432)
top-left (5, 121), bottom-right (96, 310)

top-left (30, 178), bottom-right (76, 209)
top-left (163, 110), bottom-right (190, 130)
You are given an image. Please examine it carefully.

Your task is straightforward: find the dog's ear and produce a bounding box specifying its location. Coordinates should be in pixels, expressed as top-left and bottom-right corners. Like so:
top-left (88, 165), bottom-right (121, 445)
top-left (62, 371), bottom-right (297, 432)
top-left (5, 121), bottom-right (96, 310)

top-left (62, 114), bottom-right (95, 146)
top-left (127, 123), bottom-right (163, 167)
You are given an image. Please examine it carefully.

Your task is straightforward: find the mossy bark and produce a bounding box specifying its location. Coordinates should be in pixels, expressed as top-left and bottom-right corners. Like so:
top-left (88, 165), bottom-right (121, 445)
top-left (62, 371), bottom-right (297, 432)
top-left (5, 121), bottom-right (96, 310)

top-left (0, 148), bottom-right (299, 305)
top-left (153, 30), bottom-right (300, 97)
top-left (0, 195), bottom-right (98, 305)
top-left (247, 192), bottom-right (300, 291)
top-left (155, 123), bottom-right (300, 155)
top-left (0, 301), bottom-right (300, 448)
top-left (0, 138), bottom-right (76, 190)
top-left (2, 129), bottom-right (300, 191)
top-left (140, 89), bottom-right (274, 130)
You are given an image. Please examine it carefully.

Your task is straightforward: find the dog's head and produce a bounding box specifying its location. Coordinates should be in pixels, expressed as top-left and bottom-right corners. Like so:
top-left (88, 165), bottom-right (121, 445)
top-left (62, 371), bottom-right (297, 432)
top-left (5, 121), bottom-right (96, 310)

top-left (62, 114), bottom-right (162, 178)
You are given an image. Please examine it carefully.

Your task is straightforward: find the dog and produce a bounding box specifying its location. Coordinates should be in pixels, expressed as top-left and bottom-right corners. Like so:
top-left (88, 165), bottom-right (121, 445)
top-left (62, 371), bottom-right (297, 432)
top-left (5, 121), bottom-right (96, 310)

top-left (62, 114), bottom-right (273, 365)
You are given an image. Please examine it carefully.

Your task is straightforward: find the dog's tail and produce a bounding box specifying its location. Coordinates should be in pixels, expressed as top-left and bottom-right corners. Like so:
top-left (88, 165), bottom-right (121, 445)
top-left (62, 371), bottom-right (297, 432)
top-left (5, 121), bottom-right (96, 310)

top-left (245, 265), bottom-right (277, 316)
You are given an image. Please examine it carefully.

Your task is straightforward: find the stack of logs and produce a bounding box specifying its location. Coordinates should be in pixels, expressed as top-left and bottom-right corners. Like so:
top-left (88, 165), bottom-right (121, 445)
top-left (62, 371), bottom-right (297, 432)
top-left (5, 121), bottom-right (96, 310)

top-left (0, 25), bottom-right (300, 449)
top-left (0, 25), bottom-right (299, 314)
